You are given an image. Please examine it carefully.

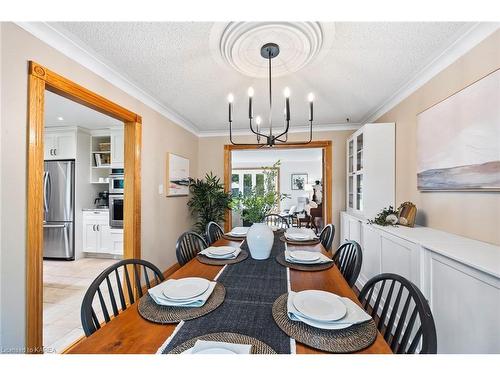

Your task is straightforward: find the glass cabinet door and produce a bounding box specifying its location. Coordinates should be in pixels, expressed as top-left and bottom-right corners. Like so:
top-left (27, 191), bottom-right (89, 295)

top-left (348, 175), bottom-right (354, 209)
top-left (356, 133), bottom-right (363, 171)
top-left (356, 174), bottom-right (363, 211)
top-left (348, 140), bottom-right (354, 173)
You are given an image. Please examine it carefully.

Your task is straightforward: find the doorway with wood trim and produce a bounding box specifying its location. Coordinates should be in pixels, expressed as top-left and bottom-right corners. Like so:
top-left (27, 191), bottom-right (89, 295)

top-left (26, 61), bottom-right (142, 353)
top-left (223, 141), bottom-right (332, 232)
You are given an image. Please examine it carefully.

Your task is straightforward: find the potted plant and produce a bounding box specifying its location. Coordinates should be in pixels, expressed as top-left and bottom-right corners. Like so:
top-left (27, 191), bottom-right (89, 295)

top-left (187, 172), bottom-right (231, 234)
top-left (232, 161), bottom-right (289, 225)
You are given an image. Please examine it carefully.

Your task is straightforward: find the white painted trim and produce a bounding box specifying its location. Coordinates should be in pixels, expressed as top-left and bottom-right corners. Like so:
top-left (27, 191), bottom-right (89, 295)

top-left (198, 123), bottom-right (361, 137)
top-left (363, 22), bottom-right (500, 122)
top-left (15, 22), bottom-right (200, 136)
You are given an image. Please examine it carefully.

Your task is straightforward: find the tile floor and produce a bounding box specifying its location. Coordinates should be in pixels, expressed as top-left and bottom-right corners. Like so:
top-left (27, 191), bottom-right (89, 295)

top-left (43, 257), bottom-right (118, 353)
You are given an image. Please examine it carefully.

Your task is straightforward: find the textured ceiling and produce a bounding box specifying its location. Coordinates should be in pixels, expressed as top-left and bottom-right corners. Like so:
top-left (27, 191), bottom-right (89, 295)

top-left (49, 22), bottom-right (472, 132)
top-left (45, 90), bottom-right (122, 129)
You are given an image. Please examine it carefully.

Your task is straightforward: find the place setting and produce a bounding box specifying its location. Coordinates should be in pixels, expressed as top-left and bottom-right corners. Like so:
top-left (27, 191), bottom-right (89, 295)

top-left (166, 332), bottom-right (277, 354)
top-left (138, 277), bottom-right (226, 324)
top-left (276, 249), bottom-right (334, 271)
top-left (222, 226), bottom-right (249, 241)
top-left (280, 227), bottom-right (320, 245)
top-left (197, 245), bottom-right (248, 265)
top-left (272, 289), bottom-right (377, 353)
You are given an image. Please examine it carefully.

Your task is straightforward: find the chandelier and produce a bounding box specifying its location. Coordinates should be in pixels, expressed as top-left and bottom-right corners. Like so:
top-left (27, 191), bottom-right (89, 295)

top-left (227, 43), bottom-right (314, 146)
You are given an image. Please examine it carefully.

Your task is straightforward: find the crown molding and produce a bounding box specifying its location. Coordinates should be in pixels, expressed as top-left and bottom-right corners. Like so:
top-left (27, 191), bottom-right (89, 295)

top-left (15, 22), bottom-right (200, 136)
top-left (362, 22), bottom-right (500, 123)
top-left (198, 123), bottom-right (361, 137)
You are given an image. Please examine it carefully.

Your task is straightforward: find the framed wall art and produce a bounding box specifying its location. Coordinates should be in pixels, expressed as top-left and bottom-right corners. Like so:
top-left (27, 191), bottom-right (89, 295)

top-left (291, 173), bottom-right (308, 190)
top-left (166, 152), bottom-right (190, 197)
top-left (417, 68), bottom-right (500, 191)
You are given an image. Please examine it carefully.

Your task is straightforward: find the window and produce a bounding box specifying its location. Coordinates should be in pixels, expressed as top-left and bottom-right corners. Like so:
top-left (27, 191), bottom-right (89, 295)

top-left (243, 174), bottom-right (252, 195)
top-left (231, 168), bottom-right (279, 197)
top-left (231, 174), bottom-right (240, 196)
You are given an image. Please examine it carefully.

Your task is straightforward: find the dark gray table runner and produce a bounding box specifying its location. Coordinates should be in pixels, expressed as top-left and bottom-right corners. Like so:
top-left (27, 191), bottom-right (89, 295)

top-left (161, 233), bottom-right (291, 354)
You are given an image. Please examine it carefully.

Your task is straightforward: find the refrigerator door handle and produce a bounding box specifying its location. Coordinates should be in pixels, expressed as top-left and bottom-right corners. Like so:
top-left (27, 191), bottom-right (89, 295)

top-left (43, 224), bottom-right (66, 229)
top-left (43, 172), bottom-right (49, 213)
top-left (46, 171), bottom-right (52, 212)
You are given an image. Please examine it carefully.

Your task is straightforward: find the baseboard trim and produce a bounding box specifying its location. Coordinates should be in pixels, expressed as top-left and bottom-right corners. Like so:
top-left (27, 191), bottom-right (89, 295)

top-left (163, 263), bottom-right (181, 278)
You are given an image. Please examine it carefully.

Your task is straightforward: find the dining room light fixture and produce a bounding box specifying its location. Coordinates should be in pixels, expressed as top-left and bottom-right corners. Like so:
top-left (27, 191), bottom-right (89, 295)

top-left (227, 43), bottom-right (315, 147)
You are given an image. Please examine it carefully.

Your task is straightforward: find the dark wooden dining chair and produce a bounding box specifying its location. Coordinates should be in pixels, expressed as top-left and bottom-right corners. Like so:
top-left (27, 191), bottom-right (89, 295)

top-left (176, 231), bottom-right (208, 266)
top-left (206, 221), bottom-right (224, 245)
top-left (358, 273), bottom-right (437, 354)
top-left (81, 258), bottom-right (164, 337)
top-left (264, 214), bottom-right (290, 229)
top-left (319, 223), bottom-right (335, 251)
top-left (333, 241), bottom-right (363, 287)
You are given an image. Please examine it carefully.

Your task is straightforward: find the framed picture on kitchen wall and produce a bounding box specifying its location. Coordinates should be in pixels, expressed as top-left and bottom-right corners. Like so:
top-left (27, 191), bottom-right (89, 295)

top-left (417, 68), bottom-right (500, 191)
top-left (291, 173), bottom-right (308, 190)
top-left (166, 153), bottom-right (190, 197)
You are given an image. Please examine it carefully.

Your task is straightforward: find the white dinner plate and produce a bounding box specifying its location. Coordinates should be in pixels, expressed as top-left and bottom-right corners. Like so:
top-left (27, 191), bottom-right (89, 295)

top-left (230, 227), bottom-right (248, 235)
top-left (293, 290), bottom-right (347, 322)
top-left (289, 251), bottom-right (320, 262)
top-left (194, 347), bottom-right (237, 354)
top-left (162, 277), bottom-right (210, 301)
top-left (286, 233), bottom-right (310, 240)
top-left (292, 312), bottom-right (352, 330)
top-left (207, 246), bottom-right (237, 256)
top-left (228, 232), bottom-right (246, 238)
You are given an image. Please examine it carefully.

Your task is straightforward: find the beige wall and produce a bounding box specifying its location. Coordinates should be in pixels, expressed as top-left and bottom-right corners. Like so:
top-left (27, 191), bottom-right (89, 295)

top-left (0, 23), bottom-right (199, 348)
top-left (376, 30), bottom-right (500, 245)
top-left (198, 130), bottom-right (355, 250)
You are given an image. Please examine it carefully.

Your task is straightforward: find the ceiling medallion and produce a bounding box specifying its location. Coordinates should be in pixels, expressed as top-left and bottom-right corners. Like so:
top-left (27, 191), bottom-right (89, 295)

top-left (211, 22), bottom-right (335, 78)
top-left (227, 43), bottom-right (315, 147)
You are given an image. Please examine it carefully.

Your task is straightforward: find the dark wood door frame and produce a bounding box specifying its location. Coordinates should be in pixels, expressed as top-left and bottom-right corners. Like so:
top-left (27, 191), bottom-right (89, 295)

top-left (223, 141), bottom-right (333, 231)
top-left (27, 61), bottom-right (142, 353)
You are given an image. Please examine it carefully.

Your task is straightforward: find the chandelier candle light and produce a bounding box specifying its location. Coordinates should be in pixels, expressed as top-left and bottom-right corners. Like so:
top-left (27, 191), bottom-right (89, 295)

top-left (227, 43), bottom-right (315, 147)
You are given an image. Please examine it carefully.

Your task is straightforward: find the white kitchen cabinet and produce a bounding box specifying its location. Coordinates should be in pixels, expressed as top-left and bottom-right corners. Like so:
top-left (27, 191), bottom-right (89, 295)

top-left (83, 221), bottom-right (99, 253)
top-left (346, 123), bottom-right (395, 220)
top-left (83, 211), bottom-right (123, 255)
top-left (110, 128), bottom-right (124, 167)
top-left (44, 130), bottom-right (76, 160)
top-left (110, 229), bottom-right (124, 255)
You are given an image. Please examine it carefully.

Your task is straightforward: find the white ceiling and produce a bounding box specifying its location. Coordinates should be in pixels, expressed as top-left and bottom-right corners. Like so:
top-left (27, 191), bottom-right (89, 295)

top-left (45, 90), bottom-right (123, 129)
top-left (47, 22), bottom-right (475, 133)
top-left (232, 148), bottom-right (322, 164)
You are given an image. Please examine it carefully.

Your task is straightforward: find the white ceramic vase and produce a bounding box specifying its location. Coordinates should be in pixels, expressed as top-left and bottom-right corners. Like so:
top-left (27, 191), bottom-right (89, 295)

top-left (246, 223), bottom-right (274, 260)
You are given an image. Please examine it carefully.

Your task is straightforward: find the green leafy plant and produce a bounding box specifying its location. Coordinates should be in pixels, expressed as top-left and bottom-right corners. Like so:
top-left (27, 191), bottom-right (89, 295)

top-left (232, 161), bottom-right (290, 224)
top-left (187, 172), bottom-right (231, 234)
top-left (367, 206), bottom-right (399, 226)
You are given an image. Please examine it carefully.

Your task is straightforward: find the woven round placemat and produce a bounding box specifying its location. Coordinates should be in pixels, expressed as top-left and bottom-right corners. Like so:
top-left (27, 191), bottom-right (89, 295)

top-left (279, 235), bottom-right (320, 246)
top-left (272, 293), bottom-right (377, 353)
top-left (167, 332), bottom-right (277, 354)
top-left (138, 283), bottom-right (226, 324)
top-left (197, 250), bottom-right (248, 265)
top-left (222, 234), bottom-right (246, 241)
top-left (275, 252), bottom-right (334, 272)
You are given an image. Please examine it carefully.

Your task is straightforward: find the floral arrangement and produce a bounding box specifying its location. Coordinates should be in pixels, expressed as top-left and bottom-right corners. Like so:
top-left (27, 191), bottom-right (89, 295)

top-left (367, 206), bottom-right (399, 226)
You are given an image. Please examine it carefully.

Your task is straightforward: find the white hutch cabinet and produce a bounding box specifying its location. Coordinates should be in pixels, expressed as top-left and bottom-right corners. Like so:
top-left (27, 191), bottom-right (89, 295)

top-left (346, 123), bottom-right (395, 220)
top-left (341, 211), bottom-right (500, 353)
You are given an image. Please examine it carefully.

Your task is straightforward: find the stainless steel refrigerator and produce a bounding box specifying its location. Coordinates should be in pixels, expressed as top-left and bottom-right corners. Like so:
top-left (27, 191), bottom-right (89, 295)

top-left (43, 160), bottom-right (75, 260)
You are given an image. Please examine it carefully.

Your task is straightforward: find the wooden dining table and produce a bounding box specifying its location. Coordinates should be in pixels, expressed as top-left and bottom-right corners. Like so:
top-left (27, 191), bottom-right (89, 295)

top-left (67, 236), bottom-right (392, 354)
